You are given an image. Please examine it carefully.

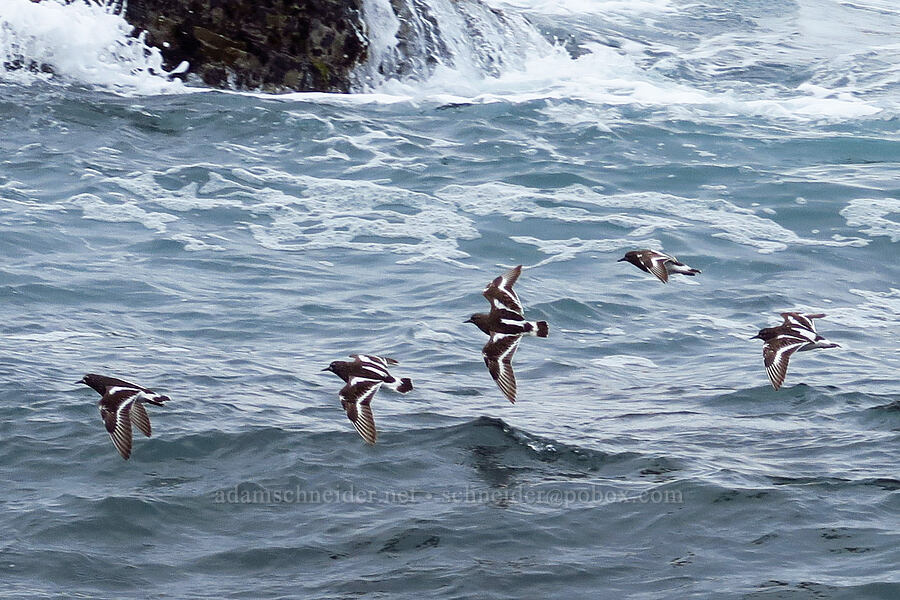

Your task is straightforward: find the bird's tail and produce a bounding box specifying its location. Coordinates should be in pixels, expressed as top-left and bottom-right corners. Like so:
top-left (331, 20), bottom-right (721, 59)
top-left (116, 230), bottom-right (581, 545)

top-left (670, 262), bottom-right (701, 277)
top-left (144, 394), bottom-right (170, 406)
top-left (397, 378), bottom-right (414, 393)
top-left (535, 321), bottom-right (549, 338)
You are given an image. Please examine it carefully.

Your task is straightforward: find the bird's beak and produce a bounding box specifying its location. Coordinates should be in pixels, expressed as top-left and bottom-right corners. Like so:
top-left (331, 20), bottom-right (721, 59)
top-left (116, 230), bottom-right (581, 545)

top-left (321, 366), bottom-right (331, 372)
top-left (617, 257), bottom-right (626, 262)
top-left (463, 317), bottom-right (472, 324)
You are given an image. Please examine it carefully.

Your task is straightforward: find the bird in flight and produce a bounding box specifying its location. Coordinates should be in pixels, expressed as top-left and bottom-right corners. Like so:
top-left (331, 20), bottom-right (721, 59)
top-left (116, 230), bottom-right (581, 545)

top-left (618, 249), bottom-right (701, 283)
top-left (323, 354), bottom-right (413, 444)
top-left (77, 373), bottom-right (170, 460)
top-left (752, 312), bottom-right (839, 390)
top-left (465, 265), bottom-right (549, 403)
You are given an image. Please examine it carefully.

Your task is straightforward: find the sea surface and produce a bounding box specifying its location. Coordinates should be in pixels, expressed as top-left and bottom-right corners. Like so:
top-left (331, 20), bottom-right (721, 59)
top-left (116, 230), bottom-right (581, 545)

top-left (1, 0), bottom-right (899, 598)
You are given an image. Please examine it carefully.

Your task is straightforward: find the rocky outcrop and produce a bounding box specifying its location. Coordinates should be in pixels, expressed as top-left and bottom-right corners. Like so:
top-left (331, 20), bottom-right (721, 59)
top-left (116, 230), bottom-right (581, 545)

top-left (123, 0), bottom-right (369, 92)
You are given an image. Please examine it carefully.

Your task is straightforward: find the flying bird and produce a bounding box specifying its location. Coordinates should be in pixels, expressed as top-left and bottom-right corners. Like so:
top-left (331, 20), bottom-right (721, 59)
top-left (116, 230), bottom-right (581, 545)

top-left (752, 312), bottom-right (840, 390)
top-left (323, 354), bottom-right (413, 444)
top-left (618, 249), bottom-right (701, 283)
top-left (465, 265), bottom-right (549, 403)
top-left (77, 373), bottom-right (170, 460)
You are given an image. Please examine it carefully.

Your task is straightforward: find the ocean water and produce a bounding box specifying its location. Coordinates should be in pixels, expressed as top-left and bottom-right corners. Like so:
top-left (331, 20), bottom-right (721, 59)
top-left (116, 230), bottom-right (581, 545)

top-left (2, 0), bottom-right (899, 598)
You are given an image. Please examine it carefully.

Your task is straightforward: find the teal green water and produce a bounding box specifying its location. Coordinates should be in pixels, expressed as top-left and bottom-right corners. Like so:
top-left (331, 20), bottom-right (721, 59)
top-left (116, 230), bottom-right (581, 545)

top-left (1, 0), bottom-right (899, 598)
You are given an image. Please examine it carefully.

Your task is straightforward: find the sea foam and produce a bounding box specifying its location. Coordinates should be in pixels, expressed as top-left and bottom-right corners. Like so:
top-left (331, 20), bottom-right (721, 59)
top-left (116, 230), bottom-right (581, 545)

top-left (0, 0), bottom-right (186, 94)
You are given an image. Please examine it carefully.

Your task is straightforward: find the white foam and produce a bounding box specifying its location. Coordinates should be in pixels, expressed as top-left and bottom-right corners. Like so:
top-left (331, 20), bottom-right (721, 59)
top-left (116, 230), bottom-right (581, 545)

top-left (357, 0), bottom-right (554, 90)
top-left (436, 182), bottom-right (869, 256)
top-left (509, 236), bottom-right (662, 269)
top-left (493, 0), bottom-right (675, 18)
top-left (361, 32), bottom-right (885, 123)
top-left (1, 0), bottom-right (894, 124)
top-left (238, 174), bottom-right (479, 265)
top-left (75, 166), bottom-right (481, 263)
top-left (828, 288), bottom-right (900, 333)
top-left (72, 193), bottom-right (177, 233)
top-left (346, 0), bottom-right (892, 123)
top-left (0, 0), bottom-right (186, 94)
top-left (784, 164), bottom-right (899, 191)
top-left (840, 198), bottom-right (900, 242)
top-left (5, 330), bottom-right (103, 343)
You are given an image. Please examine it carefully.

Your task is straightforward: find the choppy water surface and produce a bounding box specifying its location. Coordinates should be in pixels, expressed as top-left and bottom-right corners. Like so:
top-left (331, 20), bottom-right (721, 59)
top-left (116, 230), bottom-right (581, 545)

top-left (1, 0), bottom-right (898, 598)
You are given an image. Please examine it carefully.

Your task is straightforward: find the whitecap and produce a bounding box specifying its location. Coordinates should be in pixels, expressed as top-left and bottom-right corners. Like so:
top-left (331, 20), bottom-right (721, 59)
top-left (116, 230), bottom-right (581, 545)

top-left (840, 198), bottom-right (900, 242)
top-left (0, 0), bottom-right (187, 95)
top-left (72, 193), bottom-right (178, 233)
top-left (438, 182), bottom-right (869, 257)
top-left (828, 288), bottom-right (900, 331)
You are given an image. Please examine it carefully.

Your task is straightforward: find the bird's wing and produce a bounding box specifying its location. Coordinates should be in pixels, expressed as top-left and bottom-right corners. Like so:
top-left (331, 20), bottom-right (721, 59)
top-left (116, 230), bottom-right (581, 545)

top-left (482, 333), bottom-right (522, 403)
top-left (350, 354), bottom-right (398, 367)
top-left (130, 399), bottom-right (152, 438)
top-left (645, 252), bottom-right (672, 283)
top-left (763, 335), bottom-right (808, 390)
top-left (780, 312), bottom-right (825, 333)
top-left (106, 395), bottom-right (136, 460)
top-left (339, 380), bottom-right (382, 444)
top-left (483, 265), bottom-right (524, 316)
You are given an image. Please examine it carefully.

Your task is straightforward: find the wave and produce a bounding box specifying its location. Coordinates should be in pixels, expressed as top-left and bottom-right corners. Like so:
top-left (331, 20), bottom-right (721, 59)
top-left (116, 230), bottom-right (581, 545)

top-left (2, 0), bottom-right (893, 125)
top-left (0, 0), bottom-right (186, 94)
top-left (355, 0), bottom-right (554, 89)
top-left (61, 162), bottom-right (881, 266)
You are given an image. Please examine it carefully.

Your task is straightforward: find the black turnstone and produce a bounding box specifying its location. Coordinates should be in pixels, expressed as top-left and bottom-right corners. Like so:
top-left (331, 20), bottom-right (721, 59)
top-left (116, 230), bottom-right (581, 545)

top-left (465, 265), bottom-right (549, 403)
top-left (618, 249), bottom-right (701, 283)
top-left (323, 354), bottom-right (413, 444)
top-left (751, 312), bottom-right (840, 390)
top-left (77, 373), bottom-right (170, 460)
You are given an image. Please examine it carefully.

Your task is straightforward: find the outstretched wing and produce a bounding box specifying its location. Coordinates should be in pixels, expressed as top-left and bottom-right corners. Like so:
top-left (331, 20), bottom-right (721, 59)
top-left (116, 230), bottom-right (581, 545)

top-left (130, 400), bottom-right (152, 438)
top-left (339, 380), bottom-right (382, 444)
top-left (483, 265), bottom-right (524, 316)
top-left (482, 333), bottom-right (521, 403)
top-left (644, 251), bottom-right (673, 283)
top-left (780, 312), bottom-right (825, 333)
top-left (350, 354), bottom-right (398, 367)
top-left (103, 393), bottom-right (137, 460)
top-left (763, 335), bottom-right (808, 390)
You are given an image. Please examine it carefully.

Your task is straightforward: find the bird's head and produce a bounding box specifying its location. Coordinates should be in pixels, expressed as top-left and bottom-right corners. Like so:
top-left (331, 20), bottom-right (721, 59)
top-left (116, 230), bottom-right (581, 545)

top-left (465, 313), bottom-right (492, 335)
top-left (76, 373), bottom-right (104, 395)
top-left (322, 361), bottom-right (351, 380)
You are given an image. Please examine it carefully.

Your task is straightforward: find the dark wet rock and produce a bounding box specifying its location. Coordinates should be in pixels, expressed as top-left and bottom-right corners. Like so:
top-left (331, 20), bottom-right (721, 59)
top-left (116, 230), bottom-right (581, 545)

top-left (123, 0), bottom-right (369, 92)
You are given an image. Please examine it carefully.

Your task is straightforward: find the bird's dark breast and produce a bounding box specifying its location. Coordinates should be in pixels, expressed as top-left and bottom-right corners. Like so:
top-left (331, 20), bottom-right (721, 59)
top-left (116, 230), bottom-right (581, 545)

top-left (474, 322), bottom-right (493, 335)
